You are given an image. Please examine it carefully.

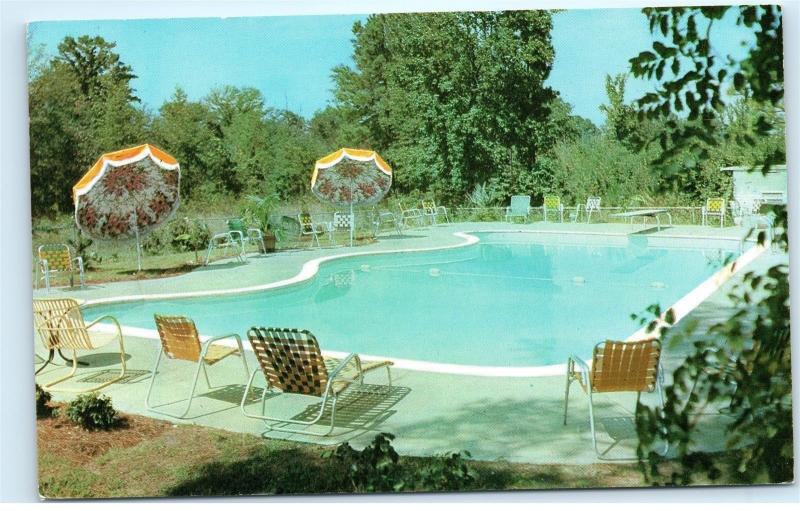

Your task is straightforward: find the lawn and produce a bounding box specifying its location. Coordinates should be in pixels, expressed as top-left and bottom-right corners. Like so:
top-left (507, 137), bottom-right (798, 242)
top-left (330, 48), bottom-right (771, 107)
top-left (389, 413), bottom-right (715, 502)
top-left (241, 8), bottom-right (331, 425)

top-left (38, 405), bottom-right (661, 498)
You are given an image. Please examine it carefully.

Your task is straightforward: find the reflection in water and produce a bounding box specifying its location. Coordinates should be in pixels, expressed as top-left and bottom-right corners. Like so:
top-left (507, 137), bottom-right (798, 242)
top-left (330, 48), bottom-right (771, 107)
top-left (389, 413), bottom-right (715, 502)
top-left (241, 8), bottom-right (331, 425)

top-left (314, 270), bottom-right (355, 304)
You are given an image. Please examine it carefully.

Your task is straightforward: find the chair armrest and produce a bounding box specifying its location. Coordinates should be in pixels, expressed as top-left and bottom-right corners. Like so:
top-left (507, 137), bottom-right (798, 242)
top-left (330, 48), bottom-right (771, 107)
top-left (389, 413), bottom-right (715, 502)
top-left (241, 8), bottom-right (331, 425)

top-left (228, 230), bottom-right (245, 242)
top-left (567, 354), bottom-right (591, 390)
top-left (326, 353), bottom-right (359, 382)
top-left (72, 256), bottom-right (84, 272)
top-left (246, 228), bottom-right (263, 238)
top-left (85, 314), bottom-right (122, 332)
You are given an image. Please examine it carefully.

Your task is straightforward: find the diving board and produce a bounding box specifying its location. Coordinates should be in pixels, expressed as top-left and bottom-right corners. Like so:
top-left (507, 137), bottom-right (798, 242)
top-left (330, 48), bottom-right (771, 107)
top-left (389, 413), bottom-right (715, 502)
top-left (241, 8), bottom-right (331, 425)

top-left (610, 209), bottom-right (673, 231)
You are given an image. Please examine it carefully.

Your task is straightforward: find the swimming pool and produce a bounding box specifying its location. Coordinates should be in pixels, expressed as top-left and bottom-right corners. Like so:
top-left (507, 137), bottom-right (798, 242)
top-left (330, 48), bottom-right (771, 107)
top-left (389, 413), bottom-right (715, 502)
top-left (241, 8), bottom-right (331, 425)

top-left (84, 232), bottom-right (737, 368)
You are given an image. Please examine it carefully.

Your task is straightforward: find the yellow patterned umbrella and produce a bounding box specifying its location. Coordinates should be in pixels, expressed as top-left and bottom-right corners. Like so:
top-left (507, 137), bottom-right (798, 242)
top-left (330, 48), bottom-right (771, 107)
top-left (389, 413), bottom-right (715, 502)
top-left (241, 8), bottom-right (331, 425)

top-left (311, 148), bottom-right (392, 245)
top-left (73, 144), bottom-right (181, 270)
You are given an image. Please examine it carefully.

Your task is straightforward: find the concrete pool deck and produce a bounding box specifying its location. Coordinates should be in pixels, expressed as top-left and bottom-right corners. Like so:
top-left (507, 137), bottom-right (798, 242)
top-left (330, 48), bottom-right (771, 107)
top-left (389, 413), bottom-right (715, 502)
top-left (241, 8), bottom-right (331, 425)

top-left (32, 221), bottom-right (784, 464)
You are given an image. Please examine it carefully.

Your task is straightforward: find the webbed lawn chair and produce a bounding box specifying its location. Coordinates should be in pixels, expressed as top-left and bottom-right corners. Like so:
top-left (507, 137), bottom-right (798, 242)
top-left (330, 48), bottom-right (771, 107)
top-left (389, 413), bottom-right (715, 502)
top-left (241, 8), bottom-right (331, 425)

top-left (32, 298), bottom-right (126, 392)
top-left (241, 327), bottom-right (393, 436)
top-left (579, 196), bottom-right (602, 223)
top-left (422, 200), bottom-right (450, 224)
top-left (37, 244), bottom-right (85, 292)
top-left (298, 213), bottom-right (328, 248)
top-left (370, 206), bottom-right (403, 236)
top-left (505, 195), bottom-right (531, 223)
top-left (543, 195), bottom-right (564, 223)
top-left (146, 314), bottom-right (249, 418)
top-left (564, 339), bottom-right (668, 459)
top-left (400, 202), bottom-right (425, 228)
top-left (701, 197), bottom-right (727, 227)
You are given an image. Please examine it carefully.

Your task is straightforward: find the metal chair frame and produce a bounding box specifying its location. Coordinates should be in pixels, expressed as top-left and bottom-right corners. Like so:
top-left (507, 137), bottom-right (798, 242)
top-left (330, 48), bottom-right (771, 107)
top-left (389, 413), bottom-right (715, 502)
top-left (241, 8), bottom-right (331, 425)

top-left (564, 339), bottom-right (668, 460)
top-left (543, 196), bottom-right (565, 223)
top-left (36, 244), bottom-right (85, 293)
top-left (33, 298), bottom-right (126, 392)
top-left (505, 195), bottom-right (531, 223)
top-left (701, 197), bottom-right (727, 227)
top-left (241, 327), bottom-right (392, 437)
top-left (145, 315), bottom-right (250, 419)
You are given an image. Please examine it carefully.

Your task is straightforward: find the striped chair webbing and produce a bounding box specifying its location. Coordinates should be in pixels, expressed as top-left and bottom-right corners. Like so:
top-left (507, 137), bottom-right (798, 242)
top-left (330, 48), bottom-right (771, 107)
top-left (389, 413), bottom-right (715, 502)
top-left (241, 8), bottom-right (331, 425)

top-left (590, 339), bottom-right (661, 393)
top-left (39, 244), bottom-right (73, 271)
top-left (32, 298), bottom-right (92, 350)
top-left (154, 314), bottom-right (203, 362)
top-left (706, 198), bottom-right (725, 213)
top-left (248, 327), bottom-right (329, 397)
top-left (544, 196), bottom-right (561, 209)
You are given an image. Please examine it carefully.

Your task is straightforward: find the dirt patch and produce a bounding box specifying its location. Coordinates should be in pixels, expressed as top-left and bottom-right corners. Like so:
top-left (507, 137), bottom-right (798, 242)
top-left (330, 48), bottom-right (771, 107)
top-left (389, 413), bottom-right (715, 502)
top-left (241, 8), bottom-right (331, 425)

top-left (37, 405), bottom-right (172, 466)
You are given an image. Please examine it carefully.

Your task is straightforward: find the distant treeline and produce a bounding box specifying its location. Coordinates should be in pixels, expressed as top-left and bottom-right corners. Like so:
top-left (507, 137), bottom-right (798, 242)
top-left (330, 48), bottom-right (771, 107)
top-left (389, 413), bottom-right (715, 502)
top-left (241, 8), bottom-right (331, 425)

top-left (28, 11), bottom-right (785, 217)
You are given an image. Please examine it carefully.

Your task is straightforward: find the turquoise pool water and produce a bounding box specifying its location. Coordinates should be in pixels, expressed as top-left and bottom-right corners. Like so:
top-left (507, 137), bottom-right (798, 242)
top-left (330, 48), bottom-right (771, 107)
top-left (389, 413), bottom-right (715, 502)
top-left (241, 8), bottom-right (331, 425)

top-left (85, 233), bottom-right (732, 367)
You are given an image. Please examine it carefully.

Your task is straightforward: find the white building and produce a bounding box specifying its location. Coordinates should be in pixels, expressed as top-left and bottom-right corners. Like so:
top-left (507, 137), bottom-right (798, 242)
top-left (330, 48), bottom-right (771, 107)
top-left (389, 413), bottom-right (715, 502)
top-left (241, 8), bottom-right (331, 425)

top-left (723, 164), bottom-right (787, 205)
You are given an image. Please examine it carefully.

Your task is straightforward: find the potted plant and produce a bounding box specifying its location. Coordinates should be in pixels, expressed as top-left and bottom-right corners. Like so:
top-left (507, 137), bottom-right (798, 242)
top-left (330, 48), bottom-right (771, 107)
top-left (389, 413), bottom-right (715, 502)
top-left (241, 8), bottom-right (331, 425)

top-left (244, 193), bottom-right (279, 252)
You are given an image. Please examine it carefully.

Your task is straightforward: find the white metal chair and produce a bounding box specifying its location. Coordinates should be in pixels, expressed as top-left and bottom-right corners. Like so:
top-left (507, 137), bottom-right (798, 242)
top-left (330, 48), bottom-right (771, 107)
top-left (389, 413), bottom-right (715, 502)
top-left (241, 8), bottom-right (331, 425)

top-left (399, 202), bottom-right (425, 228)
top-left (371, 207), bottom-right (403, 236)
top-left (564, 339), bottom-right (668, 459)
top-left (701, 197), bottom-right (726, 227)
top-left (241, 327), bottom-right (393, 436)
top-left (36, 244), bottom-right (85, 292)
top-left (146, 314), bottom-right (250, 419)
top-left (505, 195), bottom-right (531, 223)
top-left (579, 196), bottom-right (602, 223)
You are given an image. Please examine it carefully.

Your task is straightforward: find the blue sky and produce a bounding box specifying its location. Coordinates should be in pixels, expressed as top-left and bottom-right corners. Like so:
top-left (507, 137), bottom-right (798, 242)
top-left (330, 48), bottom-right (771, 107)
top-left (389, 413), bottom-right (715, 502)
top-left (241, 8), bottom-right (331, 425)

top-left (27, 8), bottom-right (755, 125)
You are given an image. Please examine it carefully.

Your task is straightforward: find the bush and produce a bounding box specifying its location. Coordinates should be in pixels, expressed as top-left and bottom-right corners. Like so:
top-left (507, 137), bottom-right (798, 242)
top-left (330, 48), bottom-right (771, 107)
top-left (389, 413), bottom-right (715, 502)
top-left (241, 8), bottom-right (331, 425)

top-left (324, 433), bottom-right (475, 493)
top-left (63, 393), bottom-right (118, 430)
top-left (35, 384), bottom-right (53, 418)
top-left (169, 217), bottom-right (211, 259)
top-left (141, 231), bottom-right (167, 255)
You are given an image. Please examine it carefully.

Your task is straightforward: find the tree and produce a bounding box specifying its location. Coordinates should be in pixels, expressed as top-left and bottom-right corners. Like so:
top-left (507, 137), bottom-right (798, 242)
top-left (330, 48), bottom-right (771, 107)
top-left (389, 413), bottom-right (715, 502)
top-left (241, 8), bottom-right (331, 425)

top-left (28, 36), bottom-right (147, 216)
top-left (629, 5), bottom-right (790, 485)
top-left (332, 11), bottom-right (559, 201)
top-left (57, 35), bottom-right (138, 101)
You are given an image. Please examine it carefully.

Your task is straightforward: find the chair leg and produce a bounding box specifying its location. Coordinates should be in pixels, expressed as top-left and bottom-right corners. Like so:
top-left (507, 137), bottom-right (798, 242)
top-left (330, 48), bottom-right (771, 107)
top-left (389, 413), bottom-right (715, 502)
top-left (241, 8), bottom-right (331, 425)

top-left (588, 391), bottom-right (601, 457)
top-left (146, 349), bottom-right (204, 419)
top-left (563, 370), bottom-right (573, 425)
top-left (35, 349), bottom-right (55, 375)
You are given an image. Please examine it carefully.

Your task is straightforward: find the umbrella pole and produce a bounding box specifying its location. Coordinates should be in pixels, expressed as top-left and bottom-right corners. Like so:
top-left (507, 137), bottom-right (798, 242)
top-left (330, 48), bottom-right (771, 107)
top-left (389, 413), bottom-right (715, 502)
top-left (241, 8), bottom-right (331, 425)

top-left (350, 201), bottom-right (354, 247)
top-left (135, 226), bottom-right (142, 272)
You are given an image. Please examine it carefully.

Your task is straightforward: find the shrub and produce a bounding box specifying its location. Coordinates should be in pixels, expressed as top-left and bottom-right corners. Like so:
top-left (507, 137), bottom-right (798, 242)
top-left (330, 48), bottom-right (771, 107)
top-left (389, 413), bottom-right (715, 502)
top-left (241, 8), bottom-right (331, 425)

top-left (324, 433), bottom-right (476, 493)
top-left (169, 217), bottom-right (211, 260)
top-left (63, 393), bottom-right (118, 430)
top-left (35, 384), bottom-right (53, 418)
top-left (141, 231), bottom-right (167, 255)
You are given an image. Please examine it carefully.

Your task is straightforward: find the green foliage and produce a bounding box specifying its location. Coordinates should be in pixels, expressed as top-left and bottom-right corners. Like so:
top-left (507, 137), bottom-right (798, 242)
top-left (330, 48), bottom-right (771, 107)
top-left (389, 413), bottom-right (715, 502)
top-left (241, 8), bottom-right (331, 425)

top-left (67, 229), bottom-right (101, 269)
top-left (331, 11), bottom-right (571, 200)
top-left (64, 393), bottom-right (119, 431)
top-left (324, 433), bottom-right (475, 493)
top-left (28, 36), bottom-right (147, 217)
top-left (327, 433), bottom-right (405, 492)
top-left (242, 193), bottom-right (279, 232)
top-left (551, 133), bottom-right (655, 205)
top-left (629, 5), bottom-right (784, 171)
top-left (169, 217), bottom-right (211, 253)
top-left (141, 231), bottom-right (167, 255)
top-left (35, 384), bottom-right (53, 419)
top-left (631, 5), bottom-right (790, 486)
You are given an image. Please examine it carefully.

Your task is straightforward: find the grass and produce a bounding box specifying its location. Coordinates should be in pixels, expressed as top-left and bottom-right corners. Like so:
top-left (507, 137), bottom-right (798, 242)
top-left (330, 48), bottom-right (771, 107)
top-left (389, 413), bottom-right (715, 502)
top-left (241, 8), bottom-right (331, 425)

top-left (37, 405), bottom-right (657, 499)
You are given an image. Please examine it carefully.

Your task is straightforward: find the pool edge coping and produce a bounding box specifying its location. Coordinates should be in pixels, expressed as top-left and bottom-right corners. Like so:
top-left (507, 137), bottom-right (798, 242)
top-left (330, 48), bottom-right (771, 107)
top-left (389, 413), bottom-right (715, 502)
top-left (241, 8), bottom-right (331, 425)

top-left (83, 229), bottom-right (767, 378)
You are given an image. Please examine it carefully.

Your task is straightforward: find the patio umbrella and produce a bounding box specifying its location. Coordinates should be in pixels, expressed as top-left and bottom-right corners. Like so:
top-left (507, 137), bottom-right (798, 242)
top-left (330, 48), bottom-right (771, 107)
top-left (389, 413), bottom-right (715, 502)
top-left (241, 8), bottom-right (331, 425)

top-left (73, 144), bottom-right (181, 271)
top-left (311, 148), bottom-right (392, 246)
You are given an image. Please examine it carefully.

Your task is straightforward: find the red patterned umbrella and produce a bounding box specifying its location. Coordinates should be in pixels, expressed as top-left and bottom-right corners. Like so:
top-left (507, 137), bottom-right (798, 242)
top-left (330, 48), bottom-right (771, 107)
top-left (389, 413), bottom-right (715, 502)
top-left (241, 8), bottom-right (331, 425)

top-left (311, 148), bottom-right (392, 245)
top-left (73, 144), bottom-right (181, 270)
